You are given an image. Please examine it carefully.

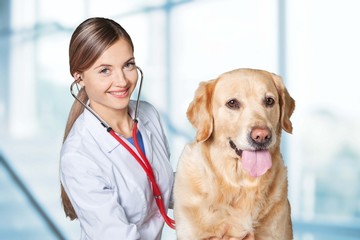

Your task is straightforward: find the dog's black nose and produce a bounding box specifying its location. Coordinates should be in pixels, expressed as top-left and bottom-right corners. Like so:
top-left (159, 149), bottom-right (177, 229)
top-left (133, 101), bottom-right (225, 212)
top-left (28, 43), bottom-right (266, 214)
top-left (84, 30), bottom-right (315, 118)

top-left (250, 127), bottom-right (272, 145)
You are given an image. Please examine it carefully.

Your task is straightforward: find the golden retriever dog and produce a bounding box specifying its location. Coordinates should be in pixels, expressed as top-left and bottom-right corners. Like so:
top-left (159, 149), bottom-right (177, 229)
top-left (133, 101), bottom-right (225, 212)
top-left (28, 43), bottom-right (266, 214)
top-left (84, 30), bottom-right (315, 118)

top-left (173, 68), bottom-right (295, 240)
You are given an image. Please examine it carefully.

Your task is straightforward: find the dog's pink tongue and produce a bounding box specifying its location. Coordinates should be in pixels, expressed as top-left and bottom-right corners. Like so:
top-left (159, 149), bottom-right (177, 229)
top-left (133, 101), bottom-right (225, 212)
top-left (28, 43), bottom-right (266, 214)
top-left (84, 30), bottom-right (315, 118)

top-left (242, 150), bottom-right (272, 177)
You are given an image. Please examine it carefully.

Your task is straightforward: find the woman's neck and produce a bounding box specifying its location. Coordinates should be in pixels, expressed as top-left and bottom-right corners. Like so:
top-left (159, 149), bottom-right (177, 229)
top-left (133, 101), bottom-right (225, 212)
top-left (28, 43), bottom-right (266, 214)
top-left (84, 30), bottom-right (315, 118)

top-left (107, 112), bottom-right (134, 138)
top-left (90, 104), bottom-right (134, 138)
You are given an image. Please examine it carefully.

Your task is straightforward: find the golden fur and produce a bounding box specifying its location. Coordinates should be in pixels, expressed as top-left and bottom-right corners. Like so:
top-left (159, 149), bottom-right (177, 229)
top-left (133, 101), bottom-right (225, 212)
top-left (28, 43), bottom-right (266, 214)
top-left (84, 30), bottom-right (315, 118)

top-left (173, 68), bottom-right (295, 240)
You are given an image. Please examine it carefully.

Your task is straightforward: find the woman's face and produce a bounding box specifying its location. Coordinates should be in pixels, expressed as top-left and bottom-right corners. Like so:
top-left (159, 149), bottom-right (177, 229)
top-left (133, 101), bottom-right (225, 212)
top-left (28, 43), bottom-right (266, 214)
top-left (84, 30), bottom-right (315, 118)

top-left (79, 39), bottom-right (138, 117)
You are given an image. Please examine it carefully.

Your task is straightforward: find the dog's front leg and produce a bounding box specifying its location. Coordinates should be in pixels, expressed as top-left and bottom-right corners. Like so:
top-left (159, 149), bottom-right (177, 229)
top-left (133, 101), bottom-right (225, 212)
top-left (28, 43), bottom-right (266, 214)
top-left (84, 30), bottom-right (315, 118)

top-left (255, 199), bottom-right (292, 240)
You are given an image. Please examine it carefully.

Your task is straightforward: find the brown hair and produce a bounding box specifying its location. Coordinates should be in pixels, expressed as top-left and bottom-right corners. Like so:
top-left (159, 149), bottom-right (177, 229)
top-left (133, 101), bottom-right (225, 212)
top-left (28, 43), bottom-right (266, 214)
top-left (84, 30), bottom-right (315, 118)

top-left (61, 17), bottom-right (134, 220)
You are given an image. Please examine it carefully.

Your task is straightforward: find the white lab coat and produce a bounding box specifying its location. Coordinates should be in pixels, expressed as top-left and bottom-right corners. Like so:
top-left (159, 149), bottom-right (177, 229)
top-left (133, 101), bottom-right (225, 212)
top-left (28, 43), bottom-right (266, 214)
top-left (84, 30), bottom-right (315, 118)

top-left (60, 100), bottom-right (174, 240)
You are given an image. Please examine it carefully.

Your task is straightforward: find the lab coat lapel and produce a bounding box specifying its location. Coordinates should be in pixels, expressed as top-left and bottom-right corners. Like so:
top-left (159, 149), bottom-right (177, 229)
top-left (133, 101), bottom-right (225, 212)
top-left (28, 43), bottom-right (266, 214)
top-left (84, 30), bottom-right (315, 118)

top-left (83, 109), bottom-right (120, 153)
top-left (136, 119), bottom-right (153, 163)
top-left (128, 101), bottom-right (154, 163)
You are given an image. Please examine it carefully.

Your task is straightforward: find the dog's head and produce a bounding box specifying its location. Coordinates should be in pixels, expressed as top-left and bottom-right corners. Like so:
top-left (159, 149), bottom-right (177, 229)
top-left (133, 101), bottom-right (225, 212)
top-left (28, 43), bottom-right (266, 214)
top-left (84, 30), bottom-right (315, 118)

top-left (187, 69), bottom-right (295, 173)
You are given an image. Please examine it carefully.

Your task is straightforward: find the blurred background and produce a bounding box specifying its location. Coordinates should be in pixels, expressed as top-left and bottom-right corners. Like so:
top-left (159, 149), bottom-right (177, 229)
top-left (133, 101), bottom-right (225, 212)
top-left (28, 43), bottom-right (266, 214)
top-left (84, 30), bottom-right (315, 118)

top-left (0, 0), bottom-right (359, 239)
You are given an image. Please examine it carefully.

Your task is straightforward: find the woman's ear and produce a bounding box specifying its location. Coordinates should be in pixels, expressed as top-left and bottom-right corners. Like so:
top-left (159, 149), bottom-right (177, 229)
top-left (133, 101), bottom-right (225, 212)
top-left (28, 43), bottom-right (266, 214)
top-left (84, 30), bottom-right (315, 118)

top-left (73, 72), bottom-right (84, 87)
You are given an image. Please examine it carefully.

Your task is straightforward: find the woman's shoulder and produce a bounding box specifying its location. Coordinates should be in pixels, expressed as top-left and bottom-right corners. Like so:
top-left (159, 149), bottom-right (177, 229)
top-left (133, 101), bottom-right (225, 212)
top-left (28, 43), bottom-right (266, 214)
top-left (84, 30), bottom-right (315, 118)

top-left (61, 112), bottom-right (97, 157)
top-left (131, 100), bottom-right (160, 118)
top-left (60, 114), bottom-right (103, 171)
top-left (134, 100), bottom-right (157, 111)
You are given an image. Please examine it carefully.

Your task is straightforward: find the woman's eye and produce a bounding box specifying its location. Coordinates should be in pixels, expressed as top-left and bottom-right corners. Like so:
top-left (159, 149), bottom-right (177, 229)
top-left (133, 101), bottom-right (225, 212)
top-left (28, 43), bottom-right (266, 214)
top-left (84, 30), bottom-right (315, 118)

top-left (265, 97), bottom-right (275, 107)
top-left (100, 68), bottom-right (110, 74)
top-left (124, 62), bottom-right (136, 71)
top-left (226, 99), bottom-right (240, 110)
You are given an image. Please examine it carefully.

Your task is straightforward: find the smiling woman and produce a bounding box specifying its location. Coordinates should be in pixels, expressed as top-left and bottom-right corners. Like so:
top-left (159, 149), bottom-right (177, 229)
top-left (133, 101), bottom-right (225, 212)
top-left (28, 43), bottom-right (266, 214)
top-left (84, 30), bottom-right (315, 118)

top-left (59, 17), bottom-right (174, 240)
top-left (74, 39), bottom-right (138, 136)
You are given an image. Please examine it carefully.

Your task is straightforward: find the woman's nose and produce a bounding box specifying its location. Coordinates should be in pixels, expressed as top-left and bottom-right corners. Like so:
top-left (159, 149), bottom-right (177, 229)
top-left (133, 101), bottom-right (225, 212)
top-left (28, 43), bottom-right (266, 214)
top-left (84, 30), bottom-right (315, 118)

top-left (113, 70), bottom-right (127, 86)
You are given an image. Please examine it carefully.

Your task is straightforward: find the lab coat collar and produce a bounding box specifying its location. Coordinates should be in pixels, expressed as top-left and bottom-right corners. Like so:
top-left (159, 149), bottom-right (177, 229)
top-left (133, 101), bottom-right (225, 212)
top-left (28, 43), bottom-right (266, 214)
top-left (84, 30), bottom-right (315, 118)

top-left (82, 100), bottom-right (152, 154)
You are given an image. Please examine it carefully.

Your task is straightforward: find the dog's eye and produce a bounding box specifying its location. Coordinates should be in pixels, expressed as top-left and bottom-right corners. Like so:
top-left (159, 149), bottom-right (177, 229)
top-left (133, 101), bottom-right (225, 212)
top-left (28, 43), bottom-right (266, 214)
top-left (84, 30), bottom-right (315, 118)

top-left (265, 97), bottom-right (275, 107)
top-left (226, 99), bottom-right (240, 109)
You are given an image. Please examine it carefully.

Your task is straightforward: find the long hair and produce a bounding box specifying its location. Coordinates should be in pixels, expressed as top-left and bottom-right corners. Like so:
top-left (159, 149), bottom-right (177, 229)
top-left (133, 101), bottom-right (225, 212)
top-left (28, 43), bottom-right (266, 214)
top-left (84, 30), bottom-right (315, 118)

top-left (61, 17), bottom-right (134, 220)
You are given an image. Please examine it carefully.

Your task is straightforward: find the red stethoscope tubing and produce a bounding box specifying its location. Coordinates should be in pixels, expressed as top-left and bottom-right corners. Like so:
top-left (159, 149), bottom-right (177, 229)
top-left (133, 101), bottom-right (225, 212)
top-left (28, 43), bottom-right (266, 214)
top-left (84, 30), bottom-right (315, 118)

top-left (107, 120), bottom-right (176, 229)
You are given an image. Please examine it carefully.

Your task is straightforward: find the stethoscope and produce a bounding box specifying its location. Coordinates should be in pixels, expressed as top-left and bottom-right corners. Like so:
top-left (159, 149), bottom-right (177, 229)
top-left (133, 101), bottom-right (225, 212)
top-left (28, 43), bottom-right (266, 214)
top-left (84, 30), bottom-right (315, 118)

top-left (70, 66), bottom-right (175, 229)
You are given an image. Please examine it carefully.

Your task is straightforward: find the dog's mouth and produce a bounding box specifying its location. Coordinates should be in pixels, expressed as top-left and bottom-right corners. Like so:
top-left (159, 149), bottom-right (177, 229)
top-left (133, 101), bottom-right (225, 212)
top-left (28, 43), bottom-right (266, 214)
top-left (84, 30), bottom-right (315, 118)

top-left (229, 139), bottom-right (243, 157)
top-left (228, 139), bottom-right (272, 177)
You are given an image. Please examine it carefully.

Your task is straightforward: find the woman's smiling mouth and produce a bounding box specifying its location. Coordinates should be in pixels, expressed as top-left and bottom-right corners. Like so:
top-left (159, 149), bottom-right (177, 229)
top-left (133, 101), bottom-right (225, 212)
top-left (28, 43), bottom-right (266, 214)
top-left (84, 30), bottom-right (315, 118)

top-left (108, 89), bottom-right (129, 98)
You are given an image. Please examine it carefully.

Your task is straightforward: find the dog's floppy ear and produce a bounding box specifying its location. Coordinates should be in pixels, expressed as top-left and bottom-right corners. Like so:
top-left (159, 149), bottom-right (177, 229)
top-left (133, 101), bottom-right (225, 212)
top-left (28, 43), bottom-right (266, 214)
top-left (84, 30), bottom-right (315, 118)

top-left (271, 73), bottom-right (295, 134)
top-left (187, 79), bottom-right (217, 142)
